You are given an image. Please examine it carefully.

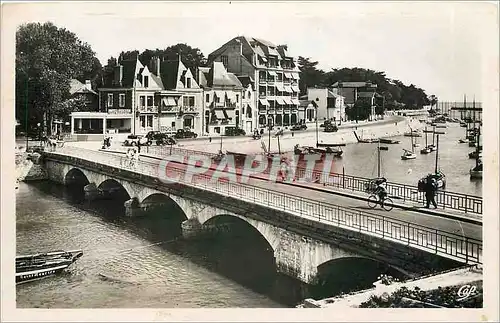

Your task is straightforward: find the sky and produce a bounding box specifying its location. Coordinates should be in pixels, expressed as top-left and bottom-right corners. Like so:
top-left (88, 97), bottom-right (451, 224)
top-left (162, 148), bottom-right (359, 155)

top-left (4, 1), bottom-right (498, 101)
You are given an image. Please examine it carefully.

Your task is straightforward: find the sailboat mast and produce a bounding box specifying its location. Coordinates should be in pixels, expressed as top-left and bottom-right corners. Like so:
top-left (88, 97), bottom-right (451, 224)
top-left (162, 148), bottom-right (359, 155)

top-left (476, 126), bottom-right (480, 167)
top-left (464, 94), bottom-right (468, 135)
top-left (425, 126), bottom-right (428, 146)
top-left (268, 121), bottom-right (271, 154)
top-left (277, 134), bottom-right (281, 155)
top-left (435, 134), bottom-right (439, 173)
top-left (377, 141), bottom-right (381, 178)
top-left (472, 96), bottom-right (476, 130)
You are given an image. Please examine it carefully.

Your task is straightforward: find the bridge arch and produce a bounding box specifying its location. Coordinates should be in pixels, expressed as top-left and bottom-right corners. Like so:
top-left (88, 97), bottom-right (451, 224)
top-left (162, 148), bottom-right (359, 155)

top-left (313, 256), bottom-right (409, 298)
top-left (97, 178), bottom-right (132, 200)
top-left (199, 213), bottom-right (280, 253)
top-left (140, 193), bottom-right (189, 221)
top-left (64, 167), bottom-right (90, 186)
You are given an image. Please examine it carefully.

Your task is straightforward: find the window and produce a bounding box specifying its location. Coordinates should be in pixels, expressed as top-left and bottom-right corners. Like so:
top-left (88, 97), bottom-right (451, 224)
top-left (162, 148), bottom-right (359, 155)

top-left (147, 96), bottom-right (153, 107)
top-left (119, 94), bottom-right (125, 107)
top-left (216, 96), bottom-right (220, 103)
top-left (140, 96), bottom-right (145, 107)
top-left (236, 94), bottom-right (239, 103)
top-left (171, 122), bottom-right (175, 127)
top-left (186, 78), bottom-right (191, 88)
top-left (247, 91), bottom-right (251, 99)
top-left (221, 55), bottom-right (228, 68)
top-left (107, 94), bottom-right (113, 107)
top-left (147, 116), bottom-right (153, 127)
top-left (183, 96), bottom-right (195, 107)
top-left (206, 94), bottom-right (210, 103)
top-left (140, 116), bottom-right (146, 128)
top-left (143, 76), bottom-right (149, 88)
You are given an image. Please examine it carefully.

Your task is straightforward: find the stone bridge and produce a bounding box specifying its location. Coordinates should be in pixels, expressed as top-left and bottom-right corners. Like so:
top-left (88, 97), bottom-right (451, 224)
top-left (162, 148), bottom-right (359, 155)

top-left (42, 151), bottom-right (470, 286)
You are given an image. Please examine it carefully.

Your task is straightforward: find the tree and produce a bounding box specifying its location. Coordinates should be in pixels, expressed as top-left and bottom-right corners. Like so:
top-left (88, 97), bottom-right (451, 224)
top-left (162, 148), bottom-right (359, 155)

top-left (109, 43), bottom-right (207, 77)
top-left (346, 98), bottom-right (371, 121)
top-left (297, 56), bottom-right (325, 95)
top-left (16, 22), bottom-right (101, 134)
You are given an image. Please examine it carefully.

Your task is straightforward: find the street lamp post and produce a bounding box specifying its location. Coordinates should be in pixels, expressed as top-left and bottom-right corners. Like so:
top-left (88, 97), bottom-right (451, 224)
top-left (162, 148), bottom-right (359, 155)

top-left (25, 77), bottom-right (29, 152)
top-left (37, 123), bottom-right (41, 147)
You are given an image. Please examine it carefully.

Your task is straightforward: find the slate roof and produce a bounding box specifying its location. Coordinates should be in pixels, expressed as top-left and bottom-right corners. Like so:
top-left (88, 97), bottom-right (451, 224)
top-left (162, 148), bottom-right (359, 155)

top-left (199, 62), bottom-right (242, 89)
top-left (159, 60), bottom-right (181, 90)
top-left (69, 79), bottom-right (97, 95)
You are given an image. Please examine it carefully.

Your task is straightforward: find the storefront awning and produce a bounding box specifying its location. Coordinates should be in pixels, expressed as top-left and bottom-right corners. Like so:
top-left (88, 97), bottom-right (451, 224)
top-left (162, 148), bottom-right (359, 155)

top-left (291, 85), bottom-right (300, 92)
top-left (259, 99), bottom-right (270, 106)
top-left (292, 99), bottom-right (300, 105)
top-left (284, 86), bottom-right (293, 93)
top-left (225, 91), bottom-right (236, 102)
top-left (284, 98), bottom-right (294, 105)
top-left (215, 91), bottom-right (226, 99)
top-left (284, 73), bottom-right (293, 78)
top-left (162, 97), bottom-right (177, 106)
top-left (268, 71), bottom-right (277, 77)
top-left (276, 98), bottom-right (286, 105)
top-left (214, 110), bottom-right (225, 120)
top-left (292, 73), bottom-right (300, 80)
top-left (224, 109), bottom-right (235, 120)
top-left (276, 84), bottom-right (285, 92)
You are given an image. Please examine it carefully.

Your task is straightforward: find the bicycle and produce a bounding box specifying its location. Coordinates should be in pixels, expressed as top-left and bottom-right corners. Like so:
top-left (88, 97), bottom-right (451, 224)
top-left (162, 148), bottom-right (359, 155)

top-left (367, 194), bottom-right (394, 211)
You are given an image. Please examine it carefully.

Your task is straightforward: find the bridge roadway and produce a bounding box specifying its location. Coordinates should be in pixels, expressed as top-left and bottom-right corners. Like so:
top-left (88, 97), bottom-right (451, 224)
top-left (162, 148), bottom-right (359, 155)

top-left (46, 146), bottom-right (482, 264)
top-left (135, 153), bottom-right (482, 242)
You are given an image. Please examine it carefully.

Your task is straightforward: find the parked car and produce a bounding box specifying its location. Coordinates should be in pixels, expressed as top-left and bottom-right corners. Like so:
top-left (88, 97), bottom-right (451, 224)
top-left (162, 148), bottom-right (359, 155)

top-left (174, 129), bottom-right (198, 139)
top-left (324, 124), bottom-right (338, 132)
top-left (290, 124), bottom-right (307, 131)
top-left (145, 131), bottom-right (176, 145)
top-left (123, 134), bottom-right (151, 146)
top-left (224, 127), bottom-right (246, 136)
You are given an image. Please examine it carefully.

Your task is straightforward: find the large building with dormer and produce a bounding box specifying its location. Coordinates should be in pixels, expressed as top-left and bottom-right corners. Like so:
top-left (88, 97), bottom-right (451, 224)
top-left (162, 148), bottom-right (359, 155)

top-left (207, 36), bottom-right (301, 130)
top-left (198, 62), bottom-right (243, 135)
top-left (71, 56), bottom-right (204, 138)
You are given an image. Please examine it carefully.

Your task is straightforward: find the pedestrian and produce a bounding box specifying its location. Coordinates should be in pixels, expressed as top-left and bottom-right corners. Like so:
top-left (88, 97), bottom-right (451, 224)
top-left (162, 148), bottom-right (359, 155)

top-left (292, 131), bottom-right (294, 137)
top-left (209, 137), bottom-right (212, 143)
top-left (137, 141), bottom-right (141, 154)
top-left (425, 176), bottom-right (438, 208)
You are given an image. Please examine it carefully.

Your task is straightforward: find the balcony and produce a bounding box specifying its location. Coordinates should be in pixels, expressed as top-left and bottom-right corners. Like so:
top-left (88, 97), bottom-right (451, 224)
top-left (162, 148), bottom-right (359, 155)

top-left (107, 108), bottom-right (132, 115)
top-left (181, 106), bottom-right (198, 113)
top-left (138, 106), bottom-right (158, 113)
top-left (160, 106), bottom-right (180, 113)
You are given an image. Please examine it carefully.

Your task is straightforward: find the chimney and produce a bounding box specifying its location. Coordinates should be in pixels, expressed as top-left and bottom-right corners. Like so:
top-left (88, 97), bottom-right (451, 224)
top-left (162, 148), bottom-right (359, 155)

top-left (156, 56), bottom-right (160, 76)
top-left (114, 65), bottom-right (123, 86)
top-left (85, 80), bottom-right (92, 91)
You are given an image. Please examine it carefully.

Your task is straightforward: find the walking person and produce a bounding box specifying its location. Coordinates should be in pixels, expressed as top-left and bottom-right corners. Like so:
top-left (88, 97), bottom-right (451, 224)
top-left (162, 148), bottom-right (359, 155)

top-left (425, 176), bottom-right (438, 208)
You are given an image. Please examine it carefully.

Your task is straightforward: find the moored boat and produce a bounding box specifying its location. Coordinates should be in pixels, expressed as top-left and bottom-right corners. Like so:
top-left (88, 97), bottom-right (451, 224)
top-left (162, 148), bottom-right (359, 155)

top-left (470, 161), bottom-right (483, 179)
top-left (379, 138), bottom-right (400, 144)
top-left (403, 131), bottom-right (422, 137)
top-left (16, 250), bottom-right (83, 284)
top-left (401, 149), bottom-right (416, 160)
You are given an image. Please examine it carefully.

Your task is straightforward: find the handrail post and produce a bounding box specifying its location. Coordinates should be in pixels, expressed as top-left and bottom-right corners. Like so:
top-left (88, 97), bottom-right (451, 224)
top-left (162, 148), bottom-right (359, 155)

top-left (464, 194), bottom-right (468, 213)
top-left (465, 238), bottom-right (469, 264)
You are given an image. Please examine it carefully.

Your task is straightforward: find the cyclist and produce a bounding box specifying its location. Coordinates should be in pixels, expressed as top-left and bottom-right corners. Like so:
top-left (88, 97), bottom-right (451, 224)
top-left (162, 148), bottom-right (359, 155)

top-left (373, 177), bottom-right (388, 202)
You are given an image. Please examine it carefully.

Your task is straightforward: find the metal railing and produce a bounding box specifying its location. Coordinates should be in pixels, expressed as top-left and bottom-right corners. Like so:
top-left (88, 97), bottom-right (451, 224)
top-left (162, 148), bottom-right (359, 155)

top-left (44, 146), bottom-right (482, 265)
top-left (143, 146), bottom-right (483, 215)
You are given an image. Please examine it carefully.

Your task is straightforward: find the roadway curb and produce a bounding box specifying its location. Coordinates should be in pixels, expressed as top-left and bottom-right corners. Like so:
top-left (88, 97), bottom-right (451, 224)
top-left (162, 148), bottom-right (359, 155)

top-left (100, 148), bottom-right (481, 226)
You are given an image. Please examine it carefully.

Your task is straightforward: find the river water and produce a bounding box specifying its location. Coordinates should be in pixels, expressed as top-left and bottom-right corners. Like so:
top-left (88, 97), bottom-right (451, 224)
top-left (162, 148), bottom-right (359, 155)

top-left (329, 122), bottom-right (482, 196)
top-left (15, 122), bottom-right (479, 308)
